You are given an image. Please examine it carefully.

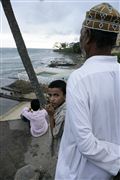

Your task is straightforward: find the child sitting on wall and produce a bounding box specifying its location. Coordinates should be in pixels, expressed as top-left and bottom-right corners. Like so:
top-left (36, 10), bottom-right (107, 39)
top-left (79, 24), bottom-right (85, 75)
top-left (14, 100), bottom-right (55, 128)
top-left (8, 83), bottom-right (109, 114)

top-left (21, 99), bottom-right (48, 137)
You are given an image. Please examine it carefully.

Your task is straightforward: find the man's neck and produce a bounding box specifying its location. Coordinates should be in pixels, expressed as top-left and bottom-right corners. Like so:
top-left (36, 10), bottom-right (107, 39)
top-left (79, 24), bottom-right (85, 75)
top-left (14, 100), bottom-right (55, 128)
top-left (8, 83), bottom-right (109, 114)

top-left (86, 46), bottom-right (112, 59)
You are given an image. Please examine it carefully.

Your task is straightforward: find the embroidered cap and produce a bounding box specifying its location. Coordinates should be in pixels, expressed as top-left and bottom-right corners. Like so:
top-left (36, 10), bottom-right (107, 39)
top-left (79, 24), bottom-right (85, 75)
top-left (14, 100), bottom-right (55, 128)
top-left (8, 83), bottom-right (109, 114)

top-left (83, 3), bottom-right (120, 33)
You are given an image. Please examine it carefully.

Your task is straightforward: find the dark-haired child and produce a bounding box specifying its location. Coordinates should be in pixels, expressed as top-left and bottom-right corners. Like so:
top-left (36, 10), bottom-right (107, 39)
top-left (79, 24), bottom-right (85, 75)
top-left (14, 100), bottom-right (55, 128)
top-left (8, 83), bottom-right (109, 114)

top-left (21, 99), bottom-right (48, 137)
top-left (46, 80), bottom-right (66, 155)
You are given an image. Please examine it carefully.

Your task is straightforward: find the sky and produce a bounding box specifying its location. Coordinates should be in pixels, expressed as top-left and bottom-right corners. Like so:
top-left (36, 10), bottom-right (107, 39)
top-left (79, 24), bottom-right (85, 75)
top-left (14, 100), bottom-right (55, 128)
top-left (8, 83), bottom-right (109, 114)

top-left (0, 0), bottom-right (120, 49)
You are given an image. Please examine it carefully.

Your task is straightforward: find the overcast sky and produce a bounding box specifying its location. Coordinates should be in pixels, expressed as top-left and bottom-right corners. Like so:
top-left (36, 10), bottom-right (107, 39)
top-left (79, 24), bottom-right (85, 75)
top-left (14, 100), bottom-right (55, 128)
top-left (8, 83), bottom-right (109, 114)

top-left (0, 0), bottom-right (120, 48)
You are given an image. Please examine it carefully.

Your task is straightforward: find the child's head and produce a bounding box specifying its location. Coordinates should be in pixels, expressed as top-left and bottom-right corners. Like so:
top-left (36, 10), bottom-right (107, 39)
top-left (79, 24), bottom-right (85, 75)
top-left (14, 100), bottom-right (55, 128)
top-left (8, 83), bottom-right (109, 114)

top-left (48, 80), bottom-right (66, 109)
top-left (31, 99), bottom-right (40, 111)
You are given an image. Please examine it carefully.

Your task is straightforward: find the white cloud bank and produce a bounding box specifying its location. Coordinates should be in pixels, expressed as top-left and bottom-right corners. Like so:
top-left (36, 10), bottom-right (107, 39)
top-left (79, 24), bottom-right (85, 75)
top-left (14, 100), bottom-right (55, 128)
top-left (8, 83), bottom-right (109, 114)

top-left (1, 0), bottom-right (119, 48)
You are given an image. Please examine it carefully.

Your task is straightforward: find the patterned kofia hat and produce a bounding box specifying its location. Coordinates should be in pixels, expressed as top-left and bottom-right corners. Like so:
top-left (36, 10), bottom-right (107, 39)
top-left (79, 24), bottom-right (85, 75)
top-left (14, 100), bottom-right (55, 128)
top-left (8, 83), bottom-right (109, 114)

top-left (83, 3), bottom-right (120, 33)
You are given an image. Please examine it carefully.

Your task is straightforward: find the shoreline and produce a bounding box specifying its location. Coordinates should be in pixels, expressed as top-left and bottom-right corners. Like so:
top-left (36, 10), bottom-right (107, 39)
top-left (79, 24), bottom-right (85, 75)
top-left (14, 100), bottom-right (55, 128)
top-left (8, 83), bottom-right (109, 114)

top-left (0, 62), bottom-right (78, 118)
top-left (0, 79), bottom-right (47, 120)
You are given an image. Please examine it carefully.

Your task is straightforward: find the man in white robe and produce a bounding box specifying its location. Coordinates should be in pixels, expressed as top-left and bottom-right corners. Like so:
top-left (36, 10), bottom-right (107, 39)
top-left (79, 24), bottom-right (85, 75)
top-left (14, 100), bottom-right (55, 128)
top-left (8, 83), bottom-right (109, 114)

top-left (55, 3), bottom-right (120, 180)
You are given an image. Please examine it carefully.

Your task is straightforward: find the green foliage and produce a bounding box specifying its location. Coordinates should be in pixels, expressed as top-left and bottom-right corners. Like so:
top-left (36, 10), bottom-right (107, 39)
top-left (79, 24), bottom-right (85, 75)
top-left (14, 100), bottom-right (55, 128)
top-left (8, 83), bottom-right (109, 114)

top-left (53, 42), bottom-right (81, 54)
top-left (61, 42), bottom-right (67, 49)
top-left (72, 42), bottom-right (81, 54)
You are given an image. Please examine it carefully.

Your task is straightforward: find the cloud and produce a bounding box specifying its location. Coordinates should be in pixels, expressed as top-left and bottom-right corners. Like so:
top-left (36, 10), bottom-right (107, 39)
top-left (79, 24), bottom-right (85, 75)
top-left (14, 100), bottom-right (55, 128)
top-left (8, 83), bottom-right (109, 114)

top-left (1, 0), bottom-right (120, 48)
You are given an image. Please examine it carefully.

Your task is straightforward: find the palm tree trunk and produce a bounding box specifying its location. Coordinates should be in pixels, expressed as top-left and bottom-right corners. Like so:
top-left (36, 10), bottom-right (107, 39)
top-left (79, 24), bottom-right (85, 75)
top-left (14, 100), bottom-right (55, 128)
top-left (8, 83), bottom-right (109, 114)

top-left (1, 0), bottom-right (46, 107)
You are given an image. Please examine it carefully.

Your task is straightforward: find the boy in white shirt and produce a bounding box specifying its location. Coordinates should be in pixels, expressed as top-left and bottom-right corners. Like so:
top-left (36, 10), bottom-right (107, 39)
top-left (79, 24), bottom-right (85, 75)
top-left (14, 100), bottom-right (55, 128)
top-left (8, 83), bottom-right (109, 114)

top-left (21, 99), bottom-right (48, 137)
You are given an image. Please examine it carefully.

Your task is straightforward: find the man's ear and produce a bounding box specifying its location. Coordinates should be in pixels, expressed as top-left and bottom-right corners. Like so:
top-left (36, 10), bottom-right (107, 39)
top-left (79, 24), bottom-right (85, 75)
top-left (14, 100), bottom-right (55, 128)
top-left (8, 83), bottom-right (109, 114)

top-left (84, 28), bottom-right (92, 44)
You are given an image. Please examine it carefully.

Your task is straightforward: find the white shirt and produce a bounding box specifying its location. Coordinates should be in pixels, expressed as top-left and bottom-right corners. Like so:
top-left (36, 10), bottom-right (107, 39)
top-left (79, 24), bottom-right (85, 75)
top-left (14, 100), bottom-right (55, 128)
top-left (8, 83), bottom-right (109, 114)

top-left (21, 107), bottom-right (48, 137)
top-left (55, 56), bottom-right (120, 180)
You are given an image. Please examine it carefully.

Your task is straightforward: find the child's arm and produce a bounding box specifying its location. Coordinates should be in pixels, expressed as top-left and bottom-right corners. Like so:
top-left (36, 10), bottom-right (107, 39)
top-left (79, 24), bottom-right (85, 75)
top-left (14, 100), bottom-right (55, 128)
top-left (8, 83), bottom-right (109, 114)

top-left (46, 104), bottom-right (55, 137)
top-left (21, 107), bottom-right (32, 120)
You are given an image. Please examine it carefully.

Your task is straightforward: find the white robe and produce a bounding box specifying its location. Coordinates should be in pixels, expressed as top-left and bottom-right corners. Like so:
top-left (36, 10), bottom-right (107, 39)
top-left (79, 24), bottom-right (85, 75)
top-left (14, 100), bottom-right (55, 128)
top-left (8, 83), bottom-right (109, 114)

top-left (55, 56), bottom-right (120, 180)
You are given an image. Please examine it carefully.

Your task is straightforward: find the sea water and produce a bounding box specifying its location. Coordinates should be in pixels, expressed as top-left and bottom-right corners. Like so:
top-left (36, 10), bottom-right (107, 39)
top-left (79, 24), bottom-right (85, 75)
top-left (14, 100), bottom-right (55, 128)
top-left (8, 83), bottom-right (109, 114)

top-left (0, 47), bottom-right (80, 115)
top-left (0, 48), bottom-right (81, 83)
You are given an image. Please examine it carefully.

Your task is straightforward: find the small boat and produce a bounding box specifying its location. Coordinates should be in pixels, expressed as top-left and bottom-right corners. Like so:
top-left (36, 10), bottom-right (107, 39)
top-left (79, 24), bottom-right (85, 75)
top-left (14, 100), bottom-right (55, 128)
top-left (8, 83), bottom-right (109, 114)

top-left (48, 60), bottom-right (76, 67)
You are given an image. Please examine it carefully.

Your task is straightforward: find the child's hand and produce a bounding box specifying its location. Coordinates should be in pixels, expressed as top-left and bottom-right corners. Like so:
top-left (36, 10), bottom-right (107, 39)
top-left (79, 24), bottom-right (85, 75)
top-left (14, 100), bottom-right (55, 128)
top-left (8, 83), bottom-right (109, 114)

top-left (46, 104), bottom-right (55, 116)
top-left (28, 107), bottom-right (32, 112)
top-left (46, 104), bottom-right (55, 130)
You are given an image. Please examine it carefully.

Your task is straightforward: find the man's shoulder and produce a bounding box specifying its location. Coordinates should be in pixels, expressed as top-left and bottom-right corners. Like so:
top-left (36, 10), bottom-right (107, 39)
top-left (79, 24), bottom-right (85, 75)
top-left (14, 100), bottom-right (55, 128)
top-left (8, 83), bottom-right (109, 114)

top-left (68, 63), bottom-right (89, 85)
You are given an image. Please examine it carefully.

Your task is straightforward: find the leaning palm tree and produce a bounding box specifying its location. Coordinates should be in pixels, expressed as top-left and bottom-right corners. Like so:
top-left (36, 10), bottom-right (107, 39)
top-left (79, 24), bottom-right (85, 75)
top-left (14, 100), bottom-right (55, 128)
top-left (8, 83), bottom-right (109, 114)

top-left (0, 0), bottom-right (46, 106)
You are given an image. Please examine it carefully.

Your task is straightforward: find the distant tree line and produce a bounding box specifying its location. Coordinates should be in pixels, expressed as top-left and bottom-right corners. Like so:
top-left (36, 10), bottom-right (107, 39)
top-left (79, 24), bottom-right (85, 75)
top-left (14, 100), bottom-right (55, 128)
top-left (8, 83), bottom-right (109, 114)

top-left (53, 42), bottom-right (81, 54)
top-left (54, 42), bottom-right (120, 63)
